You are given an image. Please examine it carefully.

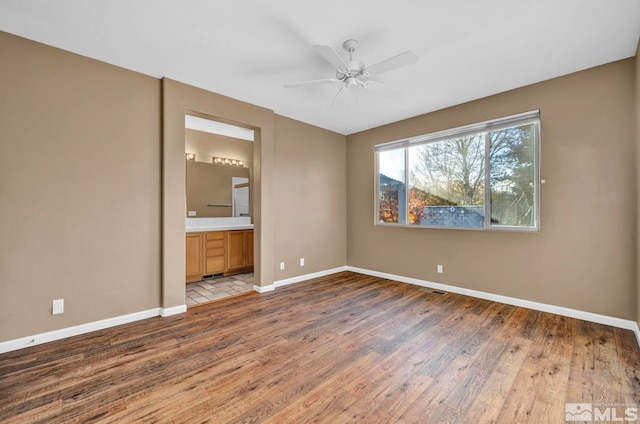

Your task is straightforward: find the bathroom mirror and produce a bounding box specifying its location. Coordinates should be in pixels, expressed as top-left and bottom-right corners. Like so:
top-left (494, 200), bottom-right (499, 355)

top-left (185, 115), bottom-right (253, 218)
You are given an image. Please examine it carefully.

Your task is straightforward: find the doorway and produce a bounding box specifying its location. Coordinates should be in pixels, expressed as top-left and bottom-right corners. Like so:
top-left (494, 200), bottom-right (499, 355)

top-left (161, 78), bottom-right (275, 315)
top-left (184, 113), bottom-right (255, 307)
top-left (232, 177), bottom-right (250, 217)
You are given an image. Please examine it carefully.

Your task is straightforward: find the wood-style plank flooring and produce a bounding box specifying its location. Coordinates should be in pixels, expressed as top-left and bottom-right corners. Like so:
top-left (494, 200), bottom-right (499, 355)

top-left (1, 271), bottom-right (639, 423)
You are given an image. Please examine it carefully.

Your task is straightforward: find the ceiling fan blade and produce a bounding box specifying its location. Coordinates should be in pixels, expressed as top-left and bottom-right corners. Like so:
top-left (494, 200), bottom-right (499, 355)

top-left (366, 51), bottom-right (418, 76)
top-left (365, 80), bottom-right (403, 97)
top-left (283, 78), bottom-right (339, 88)
top-left (314, 45), bottom-right (349, 71)
top-left (330, 86), bottom-right (348, 108)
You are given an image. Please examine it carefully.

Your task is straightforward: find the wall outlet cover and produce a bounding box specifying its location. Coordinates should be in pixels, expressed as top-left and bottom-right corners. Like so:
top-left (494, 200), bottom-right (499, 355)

top-left (52, 299), bottom-right (64, 315)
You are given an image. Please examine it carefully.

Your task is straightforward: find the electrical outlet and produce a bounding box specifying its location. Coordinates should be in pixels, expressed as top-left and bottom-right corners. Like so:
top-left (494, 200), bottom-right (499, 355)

top-left (300, 258), bottom-right (305, 266)
top-left (52, 299), bottom-right (64, 315)
top-left (280, 261), bottom-right (285, 270)
top-left (187, 211), bottom-right (197, 217)
top-left (437, 265), bottom-right (443, 274)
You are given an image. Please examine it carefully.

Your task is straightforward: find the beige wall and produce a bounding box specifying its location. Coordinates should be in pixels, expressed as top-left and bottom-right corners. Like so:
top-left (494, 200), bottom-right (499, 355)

top-left (0, 32), bottom-right (161, 341)
top-left (636, 40), bottom-right (640, 329)
top-left (162, 78), bottom-right (275, 308)
top-left (185, 128), bottom-right (254, 218)
top-left (0, 32), bottom-right (348, 342)
top-left (347, 58), bottom-right (637, 320)
top-left (185, 128), bottom-right (253, 169)
top-left (186, 161), bottom-right (250, 217)
top-left (274, 115), bottom-right (347, 279)
top-left (1, 29), bottom-right (638, 344)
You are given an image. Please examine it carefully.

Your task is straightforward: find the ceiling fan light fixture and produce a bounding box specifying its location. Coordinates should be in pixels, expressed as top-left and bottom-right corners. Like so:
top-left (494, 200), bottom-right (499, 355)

top-left (283, 39), bottom-right (418, 103)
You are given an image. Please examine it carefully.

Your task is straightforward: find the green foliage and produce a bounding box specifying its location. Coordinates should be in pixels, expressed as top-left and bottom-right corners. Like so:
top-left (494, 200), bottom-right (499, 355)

top-left (489, 125), bottom-right (535, 226)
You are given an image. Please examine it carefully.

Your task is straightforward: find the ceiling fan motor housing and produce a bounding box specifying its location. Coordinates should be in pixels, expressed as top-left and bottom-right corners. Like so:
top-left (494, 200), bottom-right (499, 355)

top-left (336, 60), bottom-right (365, 78)
top-left (284, 38), bottom-right (417, 97)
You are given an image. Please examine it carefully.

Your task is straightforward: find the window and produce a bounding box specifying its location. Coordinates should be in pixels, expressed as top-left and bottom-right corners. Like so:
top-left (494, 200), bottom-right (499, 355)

top-left (376, 111), bottom-right (540, 231)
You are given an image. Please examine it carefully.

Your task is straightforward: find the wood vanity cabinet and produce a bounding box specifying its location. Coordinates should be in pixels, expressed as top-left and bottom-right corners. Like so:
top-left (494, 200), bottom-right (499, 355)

top-left (246, 230), bottom-right (254, 267)
top-left (185, 233), bottom-right (203, 283)
top-left (226, 230), bottom-right (254, 272)
top-left (204, 231), bottom-right (225, 275)
top-left (186, 229), bottom-right (254, 283)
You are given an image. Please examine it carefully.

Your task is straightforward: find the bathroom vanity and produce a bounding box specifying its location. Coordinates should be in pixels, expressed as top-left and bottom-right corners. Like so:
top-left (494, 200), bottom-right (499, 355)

top-left (185, 218), bottom-right (254, 283)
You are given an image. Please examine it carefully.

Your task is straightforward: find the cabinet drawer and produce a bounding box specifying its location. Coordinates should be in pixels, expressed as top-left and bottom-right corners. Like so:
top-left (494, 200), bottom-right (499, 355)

top-left (206, 232), bottom-right (225, 241)
top-left (206, 240), bottom-right (224, 249)
top-left (206, 247), bottom-right (225, 257)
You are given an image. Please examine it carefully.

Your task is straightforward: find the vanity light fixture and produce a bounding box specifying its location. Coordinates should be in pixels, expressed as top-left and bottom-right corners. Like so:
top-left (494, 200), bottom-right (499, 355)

top-left (185, 153), bottom-right (196, 161)
top-left (212, 156), bottom-right (244, 167)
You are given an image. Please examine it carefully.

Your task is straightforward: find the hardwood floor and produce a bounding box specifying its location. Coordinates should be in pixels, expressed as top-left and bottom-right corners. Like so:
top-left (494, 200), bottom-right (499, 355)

top-left (1, 271), bottom-right (639, 423)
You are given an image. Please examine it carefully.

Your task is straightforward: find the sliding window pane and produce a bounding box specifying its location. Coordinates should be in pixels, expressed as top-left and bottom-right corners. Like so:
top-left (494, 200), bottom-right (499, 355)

top-left (378, 149), bottom-right (406, 224)
top-left (408, 135), bottom-right (485, 228)
top-left (489, 123), bottom-right (536, 228)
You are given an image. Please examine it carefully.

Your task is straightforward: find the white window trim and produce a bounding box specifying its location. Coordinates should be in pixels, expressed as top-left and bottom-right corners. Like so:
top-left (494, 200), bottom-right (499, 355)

top-left (375, 110), bottom-right (541, 232)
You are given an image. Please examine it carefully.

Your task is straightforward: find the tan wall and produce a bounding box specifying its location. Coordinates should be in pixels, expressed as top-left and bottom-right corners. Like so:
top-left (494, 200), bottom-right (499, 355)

top-left (636, 40), bottom-right (640, 329)
top-left (162, 79), bottom-right (275, 308)
top-left (274, 115), bottom-right (347, 280)
top-left (185, 128), bottom-right (253, 169)
top-left (0, 32), bottom-right (161, 341)
top-left (0, 31), bottom-right (346, 342)
top-left (186, 161), bottom-right (250, 217)
top-left (1, 28), bottom-right (636, 344)
top-left (347, 58), bottom-right (637, 320)
top-left (185, 128), bottom-right (254, 218)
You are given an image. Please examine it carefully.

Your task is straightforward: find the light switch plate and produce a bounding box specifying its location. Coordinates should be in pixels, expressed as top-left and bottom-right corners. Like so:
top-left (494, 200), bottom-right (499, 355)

top-left (52, 299), bottom-right (64, 315)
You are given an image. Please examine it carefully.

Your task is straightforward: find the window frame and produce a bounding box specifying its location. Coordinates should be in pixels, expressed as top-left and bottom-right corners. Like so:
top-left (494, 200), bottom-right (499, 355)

top-left (374, 110), bottom-right (541, 232)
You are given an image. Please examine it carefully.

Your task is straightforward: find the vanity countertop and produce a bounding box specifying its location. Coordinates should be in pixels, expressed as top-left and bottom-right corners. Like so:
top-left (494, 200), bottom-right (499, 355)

top-left (186, 225), bottom-right (254, 233)
top-left (185, 217), bottom-right (253, 233)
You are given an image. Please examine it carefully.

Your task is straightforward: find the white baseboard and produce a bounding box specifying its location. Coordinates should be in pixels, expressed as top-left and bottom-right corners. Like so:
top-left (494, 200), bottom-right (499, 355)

top-left (0, 308), bottom-right (162, 354)
top-left (3, 268), bottom-right (638, 354)
top-left (633, 322), bottom-right (640, 348)
top-left (160, 305), bottom-right (187, 317)
top-left (254, 266), bottom-right (349, 293)
top-left (348, 266), bottom-right (640, 345)
top-left (253, 284), bottom-right (275, 293)
top-left (274, 266), bottom-right (348, 288)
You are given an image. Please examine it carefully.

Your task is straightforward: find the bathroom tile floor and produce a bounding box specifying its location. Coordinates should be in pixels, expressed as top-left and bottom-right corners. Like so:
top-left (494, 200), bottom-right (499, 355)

top-left (186, 272), bottom-right (254, 306)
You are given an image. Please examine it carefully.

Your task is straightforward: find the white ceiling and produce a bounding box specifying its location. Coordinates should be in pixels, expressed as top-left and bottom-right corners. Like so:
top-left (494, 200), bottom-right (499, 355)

top-left (185, 115), bottom-right (255, 141)
top-left (1, 0), bottom-right (639, 135)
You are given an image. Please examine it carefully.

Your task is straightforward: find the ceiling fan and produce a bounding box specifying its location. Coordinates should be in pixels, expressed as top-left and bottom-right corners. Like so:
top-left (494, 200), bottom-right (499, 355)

top-left (284, 39), bottom-right (418, 106)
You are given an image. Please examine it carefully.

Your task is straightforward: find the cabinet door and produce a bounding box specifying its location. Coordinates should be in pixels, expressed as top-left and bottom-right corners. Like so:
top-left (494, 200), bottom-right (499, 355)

top-left (246, 230), bottom-right (254, 267)
top-left (185, 233), bottom-right (203, 282)
top-left (226, 231), bottom-right (246, 271)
